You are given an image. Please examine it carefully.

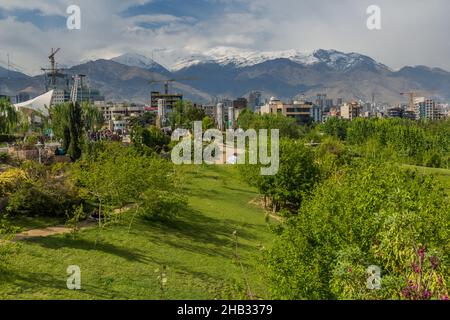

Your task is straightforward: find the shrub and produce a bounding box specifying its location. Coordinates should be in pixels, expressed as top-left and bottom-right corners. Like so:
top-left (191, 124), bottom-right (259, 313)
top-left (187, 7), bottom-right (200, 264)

top-left (6, 182), bottom-right (78, 217)
top-left (0, 152), bottom-right (10, 163)
top-left (138, 190), bottom-right (187, 221)
top-left (0, 168), bottom-right (29, 197)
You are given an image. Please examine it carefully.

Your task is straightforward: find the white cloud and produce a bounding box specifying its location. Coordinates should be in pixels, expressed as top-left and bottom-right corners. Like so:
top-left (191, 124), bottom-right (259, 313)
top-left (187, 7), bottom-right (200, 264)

top-left (0, 0), bottom-right (449, 74)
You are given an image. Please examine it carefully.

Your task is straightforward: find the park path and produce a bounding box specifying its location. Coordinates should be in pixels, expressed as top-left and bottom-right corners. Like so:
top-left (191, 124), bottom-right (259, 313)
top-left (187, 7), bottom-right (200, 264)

top-left (13, 220), bottom-right (95, 242)
top-left (12, 205), bottom-right (135, 241)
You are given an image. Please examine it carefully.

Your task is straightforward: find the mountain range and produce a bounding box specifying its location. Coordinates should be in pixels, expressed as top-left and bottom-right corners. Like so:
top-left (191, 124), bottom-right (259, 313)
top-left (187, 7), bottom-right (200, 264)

top-left (1, 48), bottom-right (449, 105)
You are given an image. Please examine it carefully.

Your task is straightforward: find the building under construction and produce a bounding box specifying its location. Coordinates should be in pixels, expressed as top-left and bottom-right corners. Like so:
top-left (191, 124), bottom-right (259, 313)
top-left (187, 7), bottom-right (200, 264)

top-left (41, 48), bottom-right (104, 105)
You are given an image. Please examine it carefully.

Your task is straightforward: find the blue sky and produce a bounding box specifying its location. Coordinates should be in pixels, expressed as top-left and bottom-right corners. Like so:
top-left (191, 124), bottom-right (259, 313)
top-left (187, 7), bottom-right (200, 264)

top-left (0, 7), bottom-right (65, 30)
top-left (0, 0), bottom-right (449, 74)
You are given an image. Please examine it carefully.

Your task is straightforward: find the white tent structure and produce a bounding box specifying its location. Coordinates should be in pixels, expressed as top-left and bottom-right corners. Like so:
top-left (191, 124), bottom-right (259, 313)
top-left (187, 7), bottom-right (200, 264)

top-left (13, 90), bottom-right (54, 117)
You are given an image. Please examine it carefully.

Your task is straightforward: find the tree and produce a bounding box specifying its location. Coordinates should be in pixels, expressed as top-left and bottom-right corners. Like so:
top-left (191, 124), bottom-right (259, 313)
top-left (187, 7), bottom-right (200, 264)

top-left (131, 125), bottom-right (169, 154)
top-left (82, 102), bottom-right (104, 132)
top-left (50, 102), bottom-right (84, 160)
top-left (237, 110), bottom-right (301, 139)
top-left (242, 139), bottom-right (319, 213)
top-left (67, 102), bottom-right (83, 161)
top-left (202, 116), bottom-right (215, 130)
top-left (168, 100), bottom-right (206, 129)
top-left (72, 142), bottom-right (185, 227)
top-left (321, 117), bottom-right (349, 141)
top-left (128, 112), bottom-right (156, 128)
top-left (0, 98), bottom-right (18, 134)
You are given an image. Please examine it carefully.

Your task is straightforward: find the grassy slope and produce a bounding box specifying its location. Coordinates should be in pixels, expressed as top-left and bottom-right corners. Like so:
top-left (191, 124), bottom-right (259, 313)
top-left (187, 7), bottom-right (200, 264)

top-left (0, 165), bottom-right (274, 300)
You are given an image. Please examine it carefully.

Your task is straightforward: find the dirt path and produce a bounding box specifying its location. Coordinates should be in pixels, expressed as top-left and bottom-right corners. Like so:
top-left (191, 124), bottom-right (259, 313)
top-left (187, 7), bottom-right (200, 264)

top-left (13, 220), bottom-right (95, 241)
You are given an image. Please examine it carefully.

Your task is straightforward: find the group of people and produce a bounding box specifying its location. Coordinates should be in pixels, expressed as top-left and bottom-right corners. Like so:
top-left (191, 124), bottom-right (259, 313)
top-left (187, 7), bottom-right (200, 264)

top-left (87, 130), bottom-right (122, 142)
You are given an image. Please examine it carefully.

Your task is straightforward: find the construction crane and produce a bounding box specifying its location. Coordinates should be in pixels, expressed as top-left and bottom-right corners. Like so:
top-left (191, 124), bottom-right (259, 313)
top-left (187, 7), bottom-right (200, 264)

top-left (400, 91), bottom-right (435, 112)
top-left (149, 77), bottom-right (198, 95)
top-left (400, 91), bottom-right (418, 112)
top-left (41, 48), bottom-right (64, 88)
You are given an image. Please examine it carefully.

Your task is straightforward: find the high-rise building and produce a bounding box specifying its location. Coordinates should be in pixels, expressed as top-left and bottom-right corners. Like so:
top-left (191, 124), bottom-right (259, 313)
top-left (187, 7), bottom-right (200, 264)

top-left (227, 106), bottom-right (235, 129)
top-left (216, 103), bottom-right (225, 131)
top-left (325, 99), bottom-right (334, 109)
top-left (414, 97), bottom-right (439, 120)
top-left (248, 91), bottom-right (262, 111)
top-left (151, 91), bottom-right (183, 110)
top-left (311, 104), bottom-right (323, 123)
top-left (51, 89), bottom-right (69, 105)
top-left (316, 93), bottom-right (327, 111)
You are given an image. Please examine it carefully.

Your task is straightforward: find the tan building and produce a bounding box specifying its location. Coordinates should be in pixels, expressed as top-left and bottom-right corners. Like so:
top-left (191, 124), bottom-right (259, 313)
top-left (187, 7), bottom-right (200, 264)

top-left (95, 101), bottom-right (145, 122)
top-left (260, 97), bottom-right (313, 124)
top-left (340, 102), bottom-right (361, 120)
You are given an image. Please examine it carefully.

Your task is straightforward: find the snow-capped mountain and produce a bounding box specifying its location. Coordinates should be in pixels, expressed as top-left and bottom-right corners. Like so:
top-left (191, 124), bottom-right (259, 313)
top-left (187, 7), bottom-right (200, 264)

top-left (171, 47), bottom-right (390, 72)
top-left (111, 53), bottom-right (170, 75)
top-left (5, 47), bottom-right (450, 104)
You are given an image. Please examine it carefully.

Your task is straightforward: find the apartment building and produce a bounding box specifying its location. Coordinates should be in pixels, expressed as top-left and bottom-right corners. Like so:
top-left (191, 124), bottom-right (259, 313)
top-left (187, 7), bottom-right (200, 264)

top-left (340, 102), bottom-right (361, 120)
top-left (260, 97), bottom-right (314, 125)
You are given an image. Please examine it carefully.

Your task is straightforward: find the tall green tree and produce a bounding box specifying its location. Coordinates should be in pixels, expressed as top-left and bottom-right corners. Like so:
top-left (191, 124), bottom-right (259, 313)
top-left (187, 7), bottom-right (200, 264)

top-left (49, 103), bottom-right (71, 150)
top-left (82, 102), bottom-right (104, 132)
top-left (242, 139), bottom-right (319, 213)
top-left (67, 102), bottom-right (83, 161)
top-left (0, 98), bottom-right (18, 134)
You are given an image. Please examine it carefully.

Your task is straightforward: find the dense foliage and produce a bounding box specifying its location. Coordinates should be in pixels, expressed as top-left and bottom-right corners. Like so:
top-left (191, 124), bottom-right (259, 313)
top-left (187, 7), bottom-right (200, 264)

top-left (49, 102), bottom-right (104, 160)
top-left (131, 125), bottom-right (169, 154)
top-left (321, 118), bottom-right (450, 168)
top-left (168, 101), bottom-right (206, 129)
top-left (267, 161), bottom-right (449, 300)
top-left (238, 110), bottom-right (302, 139)
top-left (72, 142), bottom-right (186, 223)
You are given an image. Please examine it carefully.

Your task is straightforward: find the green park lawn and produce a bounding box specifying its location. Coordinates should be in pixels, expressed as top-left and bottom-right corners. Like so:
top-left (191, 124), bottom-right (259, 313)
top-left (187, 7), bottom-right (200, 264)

top-left (0, 165), bottom-right (275, 300)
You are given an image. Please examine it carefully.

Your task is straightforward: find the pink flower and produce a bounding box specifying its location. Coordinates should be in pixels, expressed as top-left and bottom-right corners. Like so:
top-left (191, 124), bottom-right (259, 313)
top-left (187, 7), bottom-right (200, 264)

top-left (418, 247), bottom-right (426, 263)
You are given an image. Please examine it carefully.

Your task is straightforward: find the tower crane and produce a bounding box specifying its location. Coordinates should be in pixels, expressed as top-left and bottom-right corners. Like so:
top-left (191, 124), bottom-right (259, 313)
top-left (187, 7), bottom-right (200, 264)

top-left (149, 77), bottom-right (198, 95)
top-left (400, 91), bottom-right (434, 112)
top-left (41, 48), bottom-right (65, 88)
top-left (400, 91), bottom-right (417, 112)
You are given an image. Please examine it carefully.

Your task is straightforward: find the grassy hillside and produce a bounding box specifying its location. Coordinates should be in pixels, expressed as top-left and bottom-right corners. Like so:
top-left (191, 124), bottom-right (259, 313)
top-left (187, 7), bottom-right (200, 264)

top-left (0, 165), bottom-right (274, 300)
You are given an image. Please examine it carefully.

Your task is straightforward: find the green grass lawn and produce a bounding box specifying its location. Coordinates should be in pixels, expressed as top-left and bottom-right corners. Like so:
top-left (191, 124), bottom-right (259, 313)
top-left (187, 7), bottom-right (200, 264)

top-left (0, 165), bottom-right (274, 300)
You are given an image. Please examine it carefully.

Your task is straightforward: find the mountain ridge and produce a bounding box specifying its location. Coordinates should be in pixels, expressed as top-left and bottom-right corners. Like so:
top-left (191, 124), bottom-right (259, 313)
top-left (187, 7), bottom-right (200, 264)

top-left (1, 48), bottom-right (449, 104)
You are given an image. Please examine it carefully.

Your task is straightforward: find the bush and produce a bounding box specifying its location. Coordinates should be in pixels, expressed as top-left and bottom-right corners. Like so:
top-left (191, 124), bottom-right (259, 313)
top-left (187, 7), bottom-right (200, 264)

top-left (6, 182), bottom-right (78, 217)
top-left (0, 168), bottom-right (29, 197)
top-left (0, 153), bottom-right (10, 163)
top-left (138, 190), bottom-right (187, 221)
